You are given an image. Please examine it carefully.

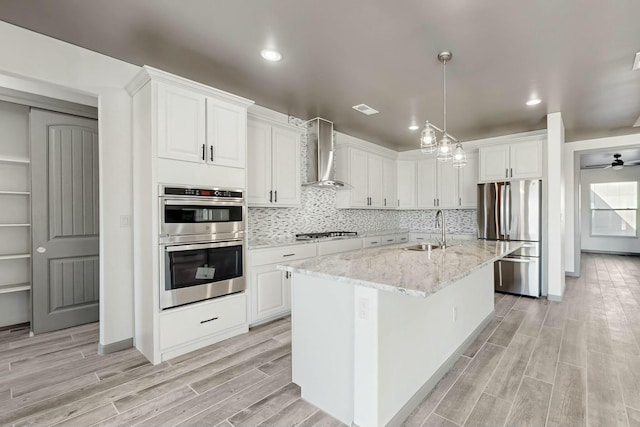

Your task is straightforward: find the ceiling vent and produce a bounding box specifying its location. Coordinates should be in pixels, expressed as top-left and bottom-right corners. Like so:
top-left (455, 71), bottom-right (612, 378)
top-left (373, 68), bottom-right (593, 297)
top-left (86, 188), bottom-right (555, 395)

top-left (352, 104), bottom-right (380, 115)
top-left (633, 52), bottom-right (640, 71)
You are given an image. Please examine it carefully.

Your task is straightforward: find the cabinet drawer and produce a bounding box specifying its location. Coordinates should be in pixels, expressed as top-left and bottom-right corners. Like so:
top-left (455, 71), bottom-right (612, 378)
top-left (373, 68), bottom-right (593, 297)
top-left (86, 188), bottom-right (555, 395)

top-left (381, 235), bottom-right (397, 245)
top-left (249, 243), bottom-right (317, 267)
top-left (160, 294), bottom-right (246, 350)
top-left (317, 238), bottom-right (363, 255)
top-left (364, 236), bottom-right (382, 248)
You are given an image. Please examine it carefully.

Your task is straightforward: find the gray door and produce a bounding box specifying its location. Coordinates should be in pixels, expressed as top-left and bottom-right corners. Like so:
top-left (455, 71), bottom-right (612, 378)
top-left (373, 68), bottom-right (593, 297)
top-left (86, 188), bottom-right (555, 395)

top-left (30, 109), bottom-right (99, 334)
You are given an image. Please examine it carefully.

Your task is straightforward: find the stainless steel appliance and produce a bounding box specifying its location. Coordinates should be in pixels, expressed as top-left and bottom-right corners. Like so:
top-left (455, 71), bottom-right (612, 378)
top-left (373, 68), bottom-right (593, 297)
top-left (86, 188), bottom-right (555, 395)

top-left (303, 118), bottom-right (348, 188)
top-left (159, 185), bottom-right (246, 310)
top-left (295, 231), bottom-right (358, 241)
top-left (477, 180), bottom-right (541, 297)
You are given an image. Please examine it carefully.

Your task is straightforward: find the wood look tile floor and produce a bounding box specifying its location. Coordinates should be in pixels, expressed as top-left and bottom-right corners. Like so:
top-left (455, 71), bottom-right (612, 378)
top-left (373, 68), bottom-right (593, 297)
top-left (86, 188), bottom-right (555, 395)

top-left (1, 252), bottom-right (639, 426)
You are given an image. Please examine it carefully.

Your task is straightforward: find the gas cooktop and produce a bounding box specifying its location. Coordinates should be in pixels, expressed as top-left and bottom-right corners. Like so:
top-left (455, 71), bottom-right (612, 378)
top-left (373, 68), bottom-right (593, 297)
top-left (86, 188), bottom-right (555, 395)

top-left (295, 231), bottom-right (358, 241)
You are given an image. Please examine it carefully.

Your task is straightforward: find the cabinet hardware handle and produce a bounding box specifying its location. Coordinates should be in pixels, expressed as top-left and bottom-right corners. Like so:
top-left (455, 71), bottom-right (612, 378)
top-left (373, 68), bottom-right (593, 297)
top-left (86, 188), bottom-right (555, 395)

top-left (510, 168), bottom-right (513, 178)
top-left (200, 317), bottom-right (218, 324)
top-left (283, 253), bottom-right (296, 257)
top-left (459, 197), bottom-right (462, 206)
top-left (269, 190), bottom-right (273, 203)
top-left (505, 168), bottom-right (508, 178)
top-left (202, 144), bottom-right (206, 161)
top-left (387, 239), bottom-right (393, 242)
top-left (437, 198), bottom-right (440, 206)
top-left (210, 145), bottom-right (214, 162)
top-left (371, 241), bottom-right (379, 244)
top-left (274, 190), bottom-right (277, 203)
top-left (397, 199), bottom-right (400, 207)
top-left (433, 198), bottom-right (436, 206)
top-left (384, 198), bottom-right (387, 206)
top-left (285, 271), bottom-right (289, 279)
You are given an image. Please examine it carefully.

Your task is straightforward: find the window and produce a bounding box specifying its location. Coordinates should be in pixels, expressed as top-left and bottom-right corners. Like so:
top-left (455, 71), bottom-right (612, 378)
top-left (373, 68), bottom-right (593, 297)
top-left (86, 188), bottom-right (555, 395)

top-left (590, 181), bottom-right (638, 237)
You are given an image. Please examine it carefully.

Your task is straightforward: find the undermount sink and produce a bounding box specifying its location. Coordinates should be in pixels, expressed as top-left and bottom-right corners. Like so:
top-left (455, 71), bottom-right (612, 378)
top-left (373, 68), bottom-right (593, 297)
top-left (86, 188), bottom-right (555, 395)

top-left (405, 243), bottom-right (441, 251)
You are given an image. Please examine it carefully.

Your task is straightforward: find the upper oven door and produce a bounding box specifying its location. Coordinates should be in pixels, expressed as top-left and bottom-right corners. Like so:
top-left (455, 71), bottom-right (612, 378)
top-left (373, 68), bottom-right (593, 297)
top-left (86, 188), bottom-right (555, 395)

top-left (160, 198), bottom-right (244, 237)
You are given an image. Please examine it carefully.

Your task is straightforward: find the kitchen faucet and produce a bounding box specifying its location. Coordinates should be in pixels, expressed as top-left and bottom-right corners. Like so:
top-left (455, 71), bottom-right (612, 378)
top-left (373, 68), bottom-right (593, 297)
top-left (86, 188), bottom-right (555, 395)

top-left (435, 209), bottom-right (447, 249)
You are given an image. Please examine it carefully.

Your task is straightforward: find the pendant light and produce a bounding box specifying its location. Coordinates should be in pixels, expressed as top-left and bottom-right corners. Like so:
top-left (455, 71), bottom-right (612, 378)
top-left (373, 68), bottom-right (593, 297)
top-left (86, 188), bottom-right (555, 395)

top-left (419, 51), bottom-right (466, 167)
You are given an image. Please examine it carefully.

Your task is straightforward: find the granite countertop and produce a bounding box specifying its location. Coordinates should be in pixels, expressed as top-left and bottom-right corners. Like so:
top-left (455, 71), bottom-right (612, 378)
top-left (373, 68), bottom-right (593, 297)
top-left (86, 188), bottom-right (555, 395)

top-left (248, 229), bottom-right (410, 250)
top-left (278, 240), bottom-right (523, 298)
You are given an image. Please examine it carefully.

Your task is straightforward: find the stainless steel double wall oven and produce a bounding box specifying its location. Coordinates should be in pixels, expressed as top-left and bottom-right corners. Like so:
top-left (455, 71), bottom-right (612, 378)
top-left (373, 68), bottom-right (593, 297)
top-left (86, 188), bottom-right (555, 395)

top-left (159, 185), bottom-right (246, 309)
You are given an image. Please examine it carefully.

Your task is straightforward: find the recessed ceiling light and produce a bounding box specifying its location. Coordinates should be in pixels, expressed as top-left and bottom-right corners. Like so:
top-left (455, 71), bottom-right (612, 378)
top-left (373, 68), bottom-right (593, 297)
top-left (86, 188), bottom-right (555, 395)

top-left (526, 98), bottom-right (542, 106)
top-left (408, 125), bottom-right (420, 131)
top-left (260, 49), bottom-right (282, 62)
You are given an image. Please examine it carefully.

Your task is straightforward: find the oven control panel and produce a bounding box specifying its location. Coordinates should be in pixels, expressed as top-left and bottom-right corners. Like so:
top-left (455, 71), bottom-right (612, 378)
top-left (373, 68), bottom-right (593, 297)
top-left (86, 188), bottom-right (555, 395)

top-left (162, 186), bottom-right (243, 199)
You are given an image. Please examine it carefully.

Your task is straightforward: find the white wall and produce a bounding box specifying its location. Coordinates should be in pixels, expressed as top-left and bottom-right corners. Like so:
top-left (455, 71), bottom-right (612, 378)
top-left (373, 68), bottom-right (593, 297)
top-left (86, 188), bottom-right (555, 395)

top-left (580, 167), bottom-right (640, 253)
top-left (563, 134), bottom-right (640, 275)
top-left (0, 21), bottom-right (140, 346)
top-left (546, 113), bottom-right (565, 300)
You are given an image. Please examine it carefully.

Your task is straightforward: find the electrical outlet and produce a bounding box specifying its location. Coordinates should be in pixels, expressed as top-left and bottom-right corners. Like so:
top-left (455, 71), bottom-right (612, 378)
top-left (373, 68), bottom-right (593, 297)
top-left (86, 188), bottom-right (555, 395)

top-left (358, 297), bottom-right (370, 320)
top-left (453, 306), bottom-right (458, 322)
top-left (120, 215), bottom-right (131, 228)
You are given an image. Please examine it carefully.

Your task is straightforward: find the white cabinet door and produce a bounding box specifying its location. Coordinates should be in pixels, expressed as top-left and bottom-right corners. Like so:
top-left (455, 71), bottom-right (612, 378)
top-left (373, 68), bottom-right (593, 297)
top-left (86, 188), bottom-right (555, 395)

top-left (417, 158), bottom-right (438, 208)
top-left (250, 264), bottom-right (290, 323)
top-left (479, 144), bottom-right (509, 182)
top-left (349, 148), bottom-right (369, 207)
top-left (367, 154), bottom-right (384, 207)
top-left (272, 127), bottom-right (301, 206)
top-left (510, 140), bottom-right (543, 179)
top-left (397, 160), bottom-right (417, 209)
top-left (459, 153), bottom-right (479, 208)
top-left (247, 120), bottom-right (272, 205)
top-left (437, 162), bottom-right (459, 208)
top-left (157, 84), bottom-right (206, 163)
top-left (382, 157), bottom-right (397, 209)
top-left (206, 98), bottom-right (246, 169)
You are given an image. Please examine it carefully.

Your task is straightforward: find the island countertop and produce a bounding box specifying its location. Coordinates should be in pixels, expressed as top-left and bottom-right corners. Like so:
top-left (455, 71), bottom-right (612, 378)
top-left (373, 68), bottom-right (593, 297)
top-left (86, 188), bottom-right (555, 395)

top-left (278, 240), bottom-right (523, 298)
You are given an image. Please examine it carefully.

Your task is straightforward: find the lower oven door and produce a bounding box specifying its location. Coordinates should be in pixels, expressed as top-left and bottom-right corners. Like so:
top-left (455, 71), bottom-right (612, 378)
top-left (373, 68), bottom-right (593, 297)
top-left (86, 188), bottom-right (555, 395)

top-left (161, 240), bottom-right (245, 309)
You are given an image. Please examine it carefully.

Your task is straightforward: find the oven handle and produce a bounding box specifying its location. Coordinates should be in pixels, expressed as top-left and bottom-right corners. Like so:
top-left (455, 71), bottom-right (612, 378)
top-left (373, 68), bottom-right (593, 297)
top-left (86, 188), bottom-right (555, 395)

top-left (162, 199), bottom-right (243, 207)
top-left (164, 240), bottom-right (243, 252)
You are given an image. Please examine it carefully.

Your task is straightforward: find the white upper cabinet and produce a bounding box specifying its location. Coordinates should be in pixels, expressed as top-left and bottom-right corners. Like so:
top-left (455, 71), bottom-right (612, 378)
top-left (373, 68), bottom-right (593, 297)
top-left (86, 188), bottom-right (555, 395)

top-left (206, 98), bottom-right (247, 168)
top-left (510, 140), bottom-right (543, 179)
top-left (416, 154), bottom-right (479, 209)
top-left (479, 138), bottom-right (543, 182)
top-left (149, 72), bottom-right (250, 169)
top-left (247, 117), bottom-right (301, 207)
top-left (437, 160), bottom-right (459, 208)
top-left (417, 158), bottom-right (438, 208)
top-left (479, 144), bottom-right (510, 182)
top-left (382, 157), bottom-right (397, 209)
top-left (157, 84), bottom-right (207, 163)
top-left (367, 154), bottom-right (384, 207)
top-left (459, 153), bottom-right (479, 208)
top-left (397, 160), bottom-right (416, 209)
top-left (336, 147), bottom-right (395, 209)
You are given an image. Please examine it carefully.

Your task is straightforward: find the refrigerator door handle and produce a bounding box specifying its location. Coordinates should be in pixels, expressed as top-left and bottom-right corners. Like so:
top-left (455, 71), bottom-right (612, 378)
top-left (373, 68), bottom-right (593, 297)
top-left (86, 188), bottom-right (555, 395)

top-left (505, 183), bottom-right (511, 237)
top-left (498, 260), bottom-right (503, 287)
top-left (499, 184), bottom-right (506, 237)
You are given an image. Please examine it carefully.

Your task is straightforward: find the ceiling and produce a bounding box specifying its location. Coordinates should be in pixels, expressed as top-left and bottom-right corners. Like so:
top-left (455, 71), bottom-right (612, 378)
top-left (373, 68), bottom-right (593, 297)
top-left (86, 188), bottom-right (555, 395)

top-left (1, 1), bottom-right (640, 151)
top-left (580, 147), bottom-right (640, 169)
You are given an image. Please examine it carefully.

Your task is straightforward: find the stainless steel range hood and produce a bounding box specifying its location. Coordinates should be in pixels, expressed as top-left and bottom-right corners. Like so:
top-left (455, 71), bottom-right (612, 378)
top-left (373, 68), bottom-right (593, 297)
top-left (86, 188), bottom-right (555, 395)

top-left (303, 117), bottom-right (347, 188)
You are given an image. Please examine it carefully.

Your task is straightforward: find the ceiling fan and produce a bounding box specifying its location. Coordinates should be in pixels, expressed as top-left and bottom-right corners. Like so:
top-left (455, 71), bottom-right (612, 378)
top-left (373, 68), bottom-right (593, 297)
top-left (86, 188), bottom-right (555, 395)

top-left (585, 153), bottom-right (640, 170)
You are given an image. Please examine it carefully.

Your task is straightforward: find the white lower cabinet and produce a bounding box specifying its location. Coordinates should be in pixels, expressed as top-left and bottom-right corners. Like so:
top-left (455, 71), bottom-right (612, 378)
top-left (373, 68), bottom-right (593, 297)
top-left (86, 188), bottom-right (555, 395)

top-left (248, 243), bottom-right (317, 325)
top-left (159, 293), bottom-right (247, 360)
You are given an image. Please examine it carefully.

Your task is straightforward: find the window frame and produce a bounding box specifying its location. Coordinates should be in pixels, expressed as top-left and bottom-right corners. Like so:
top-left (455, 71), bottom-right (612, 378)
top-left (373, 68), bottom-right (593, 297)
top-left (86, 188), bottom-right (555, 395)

top-left (589, 180), bottom-right (639, 238)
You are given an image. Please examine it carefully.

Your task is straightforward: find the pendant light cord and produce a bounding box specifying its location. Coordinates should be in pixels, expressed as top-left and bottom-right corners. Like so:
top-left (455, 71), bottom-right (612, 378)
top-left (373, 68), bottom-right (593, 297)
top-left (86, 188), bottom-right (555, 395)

top-left (443, 59), bottom-right (447, 134)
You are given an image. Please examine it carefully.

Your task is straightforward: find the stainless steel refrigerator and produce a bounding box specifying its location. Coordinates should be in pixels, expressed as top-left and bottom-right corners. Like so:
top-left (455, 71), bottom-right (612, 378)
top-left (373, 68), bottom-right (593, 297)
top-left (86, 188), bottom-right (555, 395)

top-left (477, 180), bottom-right (541, 297)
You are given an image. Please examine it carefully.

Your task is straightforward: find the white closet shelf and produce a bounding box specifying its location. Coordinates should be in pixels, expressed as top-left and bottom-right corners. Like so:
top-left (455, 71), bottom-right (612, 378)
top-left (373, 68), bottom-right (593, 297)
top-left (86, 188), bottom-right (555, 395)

top-left (0, 157), bottom-right (30, 165)
top-left (0, 224), bottom-right (31, 227)
top-left (0, 254), bottom-right (31, 260)
top-left (0, 283), bottom-right (31, 294)
top-left (0, 191), bottom-right (30, 195)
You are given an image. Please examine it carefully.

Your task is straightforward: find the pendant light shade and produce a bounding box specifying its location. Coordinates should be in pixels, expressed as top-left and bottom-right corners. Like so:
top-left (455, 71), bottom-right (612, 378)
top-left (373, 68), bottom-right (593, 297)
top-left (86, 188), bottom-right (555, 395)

top-left (417, 51), bottom-right (466, 168)
top-left (452, 143), bottom-right (467, 168)
top-left (437, 135), bottom-right (453, 161)
top-left (420, 122), bottom-right (437, 153)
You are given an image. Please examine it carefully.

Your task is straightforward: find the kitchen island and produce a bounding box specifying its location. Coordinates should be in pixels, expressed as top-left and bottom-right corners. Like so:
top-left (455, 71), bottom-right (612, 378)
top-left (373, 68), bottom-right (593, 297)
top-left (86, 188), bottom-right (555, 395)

top-left (279, 240), bottom-right (522, 427)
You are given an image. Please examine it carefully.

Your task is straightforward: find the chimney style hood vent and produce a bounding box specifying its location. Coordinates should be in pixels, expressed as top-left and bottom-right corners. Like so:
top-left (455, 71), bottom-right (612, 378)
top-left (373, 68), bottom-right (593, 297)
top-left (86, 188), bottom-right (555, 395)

top-left (303, 117), bottom-right (347, 188)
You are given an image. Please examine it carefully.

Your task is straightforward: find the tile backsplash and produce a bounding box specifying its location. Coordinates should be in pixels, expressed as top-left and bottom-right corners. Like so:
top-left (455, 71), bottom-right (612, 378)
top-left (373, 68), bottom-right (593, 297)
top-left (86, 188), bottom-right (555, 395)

top-left (247, 116), bottom-right (477, 240)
